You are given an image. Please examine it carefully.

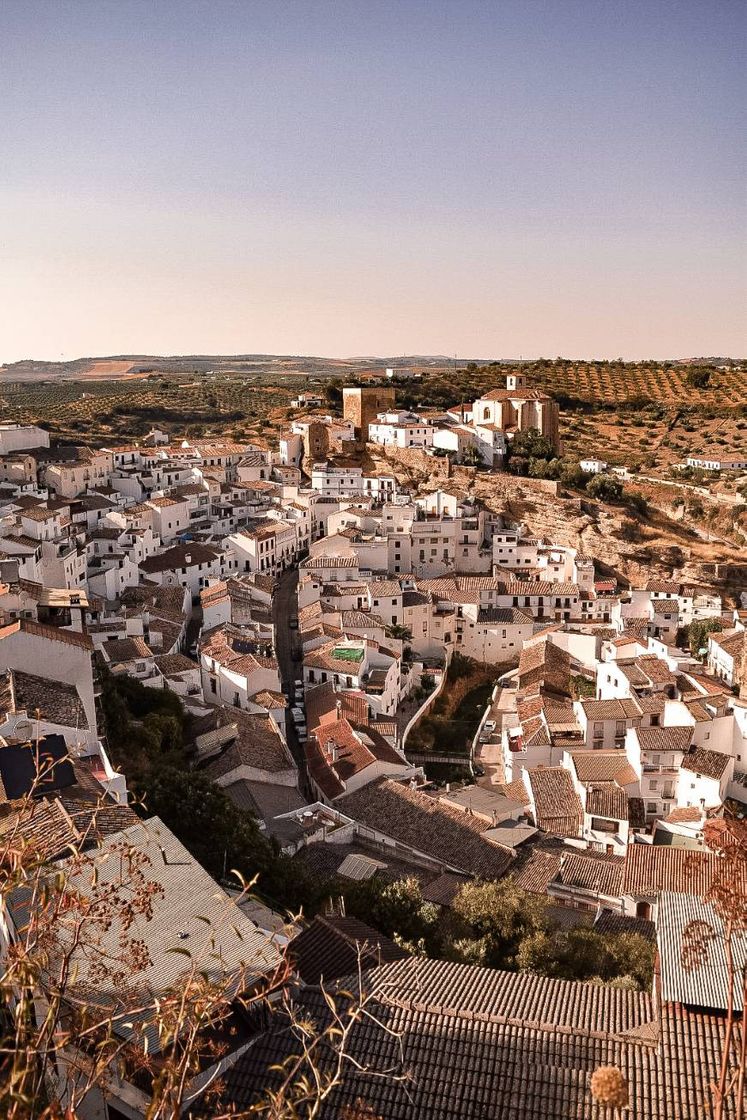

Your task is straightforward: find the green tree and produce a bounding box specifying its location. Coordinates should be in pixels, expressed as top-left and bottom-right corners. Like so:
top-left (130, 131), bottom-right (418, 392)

top-left (506, 428), bottom-right (556, 476)
top-left (587, 473), bottom-right (624, 502)
top-left (559, 460), bottom-right (591, 490)
top-left (324, 379), bottom-right (343, 407)
top-left (686, 617), bottom-right (723, 659)
top-left (343, 876), bottom-right (439, 951)
top-left (387, 623), bottom-right (413, 641)
top-left (450, 880), bottom-right (548, 968)
top-left (143, 766), bottom-right (277, 884)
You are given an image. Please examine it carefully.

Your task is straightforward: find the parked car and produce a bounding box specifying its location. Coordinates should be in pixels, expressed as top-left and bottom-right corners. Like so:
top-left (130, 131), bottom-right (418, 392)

top-left (294, 679), bottom-right (304, 696)
top-left (291, 706), bottom-right (306, 726)
top-left (289, 618), bottom-right (299, 630)
top-left (483, 720), bottom-right (497, 735)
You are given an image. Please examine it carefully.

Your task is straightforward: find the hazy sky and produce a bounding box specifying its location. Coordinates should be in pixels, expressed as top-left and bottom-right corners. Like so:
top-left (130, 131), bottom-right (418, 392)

top-left (1, 0), bottom-right (744, 362)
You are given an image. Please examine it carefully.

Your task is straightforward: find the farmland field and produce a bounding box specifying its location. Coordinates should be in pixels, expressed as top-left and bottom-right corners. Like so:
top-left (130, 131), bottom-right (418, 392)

top-left (0, 359), bottom-right (743, 458)
top-left (0, 375), bottom-right (308, 445)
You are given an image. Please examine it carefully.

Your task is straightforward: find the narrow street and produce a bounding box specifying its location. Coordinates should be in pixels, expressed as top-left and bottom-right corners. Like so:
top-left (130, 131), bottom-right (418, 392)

top-left (272, 567), bottom-right (311, 794)
top-left (273, 567), bottom-right (300, 691)
top-left (474, 685), bottom-right (516, 788)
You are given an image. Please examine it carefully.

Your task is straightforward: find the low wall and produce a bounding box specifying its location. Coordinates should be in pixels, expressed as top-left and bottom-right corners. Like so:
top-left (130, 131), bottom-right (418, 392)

top-left (401, 656), bottom-right (450, 751)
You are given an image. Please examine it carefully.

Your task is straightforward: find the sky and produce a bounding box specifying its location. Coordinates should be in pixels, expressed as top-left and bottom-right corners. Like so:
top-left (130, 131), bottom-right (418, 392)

top-left (1, 0), bottom-right (745, 362)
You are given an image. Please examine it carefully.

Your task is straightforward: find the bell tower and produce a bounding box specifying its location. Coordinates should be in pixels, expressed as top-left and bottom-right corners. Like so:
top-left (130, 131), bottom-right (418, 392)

top-left (506, 372), bottom-right (526, 392)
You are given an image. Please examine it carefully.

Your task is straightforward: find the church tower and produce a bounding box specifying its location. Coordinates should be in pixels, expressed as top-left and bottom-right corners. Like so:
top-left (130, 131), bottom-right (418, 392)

top-left (506, 372), bottom-right (526, 392)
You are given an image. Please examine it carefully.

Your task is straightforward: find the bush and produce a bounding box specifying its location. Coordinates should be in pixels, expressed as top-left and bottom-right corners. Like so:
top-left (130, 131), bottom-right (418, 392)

top-left (686, 368), bottom-right (711, 390)
top-left (516, 927), bottom-right (655, 989)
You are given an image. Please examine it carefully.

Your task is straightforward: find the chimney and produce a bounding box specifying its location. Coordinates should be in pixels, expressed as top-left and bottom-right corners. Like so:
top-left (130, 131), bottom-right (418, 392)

top-left (184, 553), bottom-right (191, 564)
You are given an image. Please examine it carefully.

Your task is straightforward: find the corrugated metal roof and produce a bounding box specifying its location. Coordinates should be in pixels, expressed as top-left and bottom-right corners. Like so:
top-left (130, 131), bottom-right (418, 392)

top-left (658, 892), bottom-right (746, 1012)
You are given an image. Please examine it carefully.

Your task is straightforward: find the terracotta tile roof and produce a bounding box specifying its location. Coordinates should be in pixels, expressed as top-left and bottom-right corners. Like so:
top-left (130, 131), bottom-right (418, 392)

top-left (304, 736), bottom-right (345, 799)
top-left (683, 698), bottom-right (713, 723)
top-left (250, 688), bottom-right (287, 711)
top-left (634, 694), bottom-right (667, 715)
top-left (558, 850), bottom-right (624, 896)
top-left (665, 806), bottom-right (703, 824)
top-left (0, 618), bottom-right (93, 652)
top-left (146, 495), bottom-right (181, 508)
top-left (420, 871), bottom-right (469, 907)
top-left (0, 798), bottom-right (80, 862)
top-left (153, 653), bottom-right (196, 678)
top-left (646, 579), bottom-right (680, 594)
top-left (200, 624), bottom-right (277, 676)
top-left (580, 698), bottom-right (641, 720)
top-left (200, 708), bottom-right (295, 780)
top-left (200, 580), bottom-right (228, 605)
top-left (340, 609), bottom-right (387, 629)
top-left (622, 844), bottom-right (743, 898)
top-left (594, 909), bottom-right (656, 941)
top-left (569, 751), bottom-right (635, 785)
top-left (526, 768), bottom-right (583, 837)
top-left (338, 778), bottom-right (514, 880)
top-left (1, 534), bottom-right (42, 551)
top-left (709, 628), bottom-right (745, 658)
top-left (300, 555), bottom-right (358, 569)
top-left (139, 542), bottom-right (220, 573)
top-left (289, 915), bottom-right (407, 985)
top-left (680, 671), bottom-right (730, 697)
top-left (214, 954), bottom-right (698, 1120)
top-left (481, 386), bottom-right (552, 401)
top-left (634, 655), bottom-right (677, 685)
top-left (636, 726), bottom-right (692, 753)
top-left (504, 580), bottom-right (580, 597)
top-left (585, 783), bottom-right (629, 821)
top-left (477, 607), bottom-right (534, 624)
top-left (307, 717), bottom-right (406, 796)
top-left (20, 505), bottom-right (61, 522)
top-left (680, 746), bottom-right (730, 780)
top-left (499, 777), bottom-right (531, 805)
top-left (8, 670), bottom-right (88, 729)
top-left (367, 580), bottom-right (402, 597)
top-left (100, 636), bottom-right (153, 663)
top-left (518, 639), bottom-right (572, 695)
top-left (513, 846), bottom-right (562, 893)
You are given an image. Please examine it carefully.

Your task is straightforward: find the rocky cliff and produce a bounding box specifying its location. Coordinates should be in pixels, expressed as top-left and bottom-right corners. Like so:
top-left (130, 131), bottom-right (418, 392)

top-left (365, 445), bottom-right (745, 602)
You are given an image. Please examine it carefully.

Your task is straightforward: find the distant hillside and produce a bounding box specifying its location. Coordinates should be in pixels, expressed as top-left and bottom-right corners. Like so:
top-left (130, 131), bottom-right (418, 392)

top-left (0, 353), bottom-right (491, 382)
top-left (1, 352), bottom-right (743, 383)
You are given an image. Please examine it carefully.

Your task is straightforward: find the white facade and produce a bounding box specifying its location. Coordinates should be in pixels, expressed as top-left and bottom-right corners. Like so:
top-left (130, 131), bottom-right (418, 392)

top-left (0, 424), bottom-right (50, 454)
